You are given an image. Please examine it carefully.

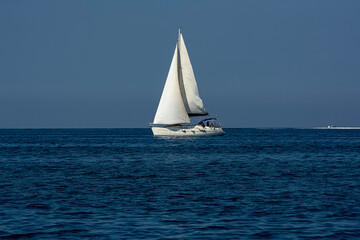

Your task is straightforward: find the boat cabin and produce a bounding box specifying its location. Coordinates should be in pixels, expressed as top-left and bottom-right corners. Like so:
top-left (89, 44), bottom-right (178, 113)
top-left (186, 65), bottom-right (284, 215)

top-left (197, 118), bottom-right (222, 128)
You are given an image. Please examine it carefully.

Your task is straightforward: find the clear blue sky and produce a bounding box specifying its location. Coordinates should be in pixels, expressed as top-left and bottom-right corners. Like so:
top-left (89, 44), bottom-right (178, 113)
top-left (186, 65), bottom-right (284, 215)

top-left (1, 0), bottom-right (359, 128)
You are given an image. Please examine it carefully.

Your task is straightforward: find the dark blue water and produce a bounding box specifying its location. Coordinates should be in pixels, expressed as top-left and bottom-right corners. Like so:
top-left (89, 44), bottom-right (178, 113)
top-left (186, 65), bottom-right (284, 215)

top-left (1, 129), bottom-right (360, 239)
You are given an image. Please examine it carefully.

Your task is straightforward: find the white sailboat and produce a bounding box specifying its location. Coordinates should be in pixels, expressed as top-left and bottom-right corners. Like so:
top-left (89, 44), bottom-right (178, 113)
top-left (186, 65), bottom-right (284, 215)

top-left (150, 29), bottom-right (225, 136)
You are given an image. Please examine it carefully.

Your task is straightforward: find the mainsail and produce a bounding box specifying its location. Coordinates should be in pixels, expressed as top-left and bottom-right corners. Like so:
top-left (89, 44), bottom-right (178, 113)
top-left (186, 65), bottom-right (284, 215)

top-left (153, 30), bottom-right (207, 125)
top-left (178, 32), bottom-right (208, 116)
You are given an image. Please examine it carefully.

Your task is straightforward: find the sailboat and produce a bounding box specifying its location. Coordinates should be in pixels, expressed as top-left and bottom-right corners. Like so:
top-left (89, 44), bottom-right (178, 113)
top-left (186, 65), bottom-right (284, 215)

top-left (150, 29), bottom-right (225, 136)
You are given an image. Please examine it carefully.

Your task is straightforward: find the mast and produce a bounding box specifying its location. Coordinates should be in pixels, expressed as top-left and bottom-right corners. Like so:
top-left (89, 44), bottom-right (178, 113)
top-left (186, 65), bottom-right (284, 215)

top-left (178, 28), bottom-right (181, 49)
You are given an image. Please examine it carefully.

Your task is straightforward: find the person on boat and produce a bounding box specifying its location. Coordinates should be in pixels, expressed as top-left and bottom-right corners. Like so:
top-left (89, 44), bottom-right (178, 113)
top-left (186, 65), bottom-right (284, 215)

top-left (210, 123), bottom-right (214, 128)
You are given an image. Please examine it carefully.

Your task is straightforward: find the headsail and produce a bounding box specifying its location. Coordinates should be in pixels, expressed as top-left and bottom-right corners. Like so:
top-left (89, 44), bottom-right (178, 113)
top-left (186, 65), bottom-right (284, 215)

top-left (153, 45), bottom-right (190, 125)
top-left (178, 31), bottom-right (208, 116)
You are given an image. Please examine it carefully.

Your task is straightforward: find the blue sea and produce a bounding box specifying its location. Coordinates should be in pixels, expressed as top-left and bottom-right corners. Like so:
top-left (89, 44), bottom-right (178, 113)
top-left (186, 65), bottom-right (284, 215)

top-left (0, 129), bottom-right (360, 239)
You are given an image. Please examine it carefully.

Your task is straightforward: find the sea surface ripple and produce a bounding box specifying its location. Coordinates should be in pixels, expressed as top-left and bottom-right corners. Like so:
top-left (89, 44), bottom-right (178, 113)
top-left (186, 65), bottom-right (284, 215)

top-left (0, 128), bottom-right (360, 239)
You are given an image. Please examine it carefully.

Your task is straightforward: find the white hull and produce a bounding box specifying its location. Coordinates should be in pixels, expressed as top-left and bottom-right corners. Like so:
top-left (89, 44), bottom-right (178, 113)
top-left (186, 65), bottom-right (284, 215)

top-left (151, 125), bottom-right (225, 136)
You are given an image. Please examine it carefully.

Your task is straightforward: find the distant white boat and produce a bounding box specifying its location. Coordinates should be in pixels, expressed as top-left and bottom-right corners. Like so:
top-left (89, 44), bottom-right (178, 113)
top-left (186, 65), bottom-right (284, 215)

top-left (150, 29), bottom-right (225, 136)
top-left (327, 125), bottom-right (360, 129)
top-left (314, 125), bottom-right (360, 129)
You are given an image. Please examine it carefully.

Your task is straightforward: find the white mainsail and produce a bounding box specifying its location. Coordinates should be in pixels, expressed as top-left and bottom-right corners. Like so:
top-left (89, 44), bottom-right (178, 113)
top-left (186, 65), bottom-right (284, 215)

top-left (153, 45), bottom-right (190, 125)
top-left (178, 32), bottom-right (207, 116)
